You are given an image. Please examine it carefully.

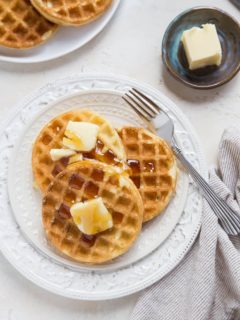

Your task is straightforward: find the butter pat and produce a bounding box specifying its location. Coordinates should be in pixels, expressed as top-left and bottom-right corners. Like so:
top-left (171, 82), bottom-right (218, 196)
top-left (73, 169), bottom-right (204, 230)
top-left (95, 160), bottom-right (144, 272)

top-left (70, 197), bottom-right (113, 235)
top-left (181, 24), bottom-right (222, 70)
top-left (62, 121), bottom-right (99, 152)
top-left (68, 153), bottom-right (83, 164)
top-left (50, 148), bottom-right (76, 161)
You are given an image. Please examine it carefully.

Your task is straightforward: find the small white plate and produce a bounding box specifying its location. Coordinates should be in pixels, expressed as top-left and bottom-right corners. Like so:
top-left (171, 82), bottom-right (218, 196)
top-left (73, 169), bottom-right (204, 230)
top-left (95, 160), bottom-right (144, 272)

top-left (0, 74), bottom-right (205, 300)
top-left (0, 0), bottom-right (120, 64)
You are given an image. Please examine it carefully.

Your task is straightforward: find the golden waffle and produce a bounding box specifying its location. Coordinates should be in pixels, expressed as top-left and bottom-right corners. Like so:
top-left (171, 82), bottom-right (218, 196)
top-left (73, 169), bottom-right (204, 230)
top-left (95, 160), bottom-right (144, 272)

top-left (30, 0), bottom-right (112, 26)
top-left (118, 127), bottom-right (177, 222)
top-left (32, 109), bottom-right (126, 193)
top-left (42, 160), bottom-right (143, 264)
top-left (0, 0), bottom-right (57, 49)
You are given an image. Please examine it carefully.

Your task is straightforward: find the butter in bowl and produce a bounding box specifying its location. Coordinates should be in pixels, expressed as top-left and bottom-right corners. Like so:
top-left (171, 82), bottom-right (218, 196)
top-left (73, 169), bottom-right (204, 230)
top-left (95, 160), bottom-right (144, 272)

top-left (181, 23), bottom-right (222, 70)
top-left (162, 7), bottom-right (240, 89)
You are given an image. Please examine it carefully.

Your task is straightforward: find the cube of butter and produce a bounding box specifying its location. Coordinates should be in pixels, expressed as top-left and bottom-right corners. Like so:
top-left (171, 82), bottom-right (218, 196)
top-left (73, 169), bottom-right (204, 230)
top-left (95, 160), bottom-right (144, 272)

top-left (50, 148), bottom-right (76, 161)
top-left (62, 121), bottom-right (99, 152)
top-left (181, 24), bottom-right (222, 70)
top-left (70, 197), bottom-right (113, 235)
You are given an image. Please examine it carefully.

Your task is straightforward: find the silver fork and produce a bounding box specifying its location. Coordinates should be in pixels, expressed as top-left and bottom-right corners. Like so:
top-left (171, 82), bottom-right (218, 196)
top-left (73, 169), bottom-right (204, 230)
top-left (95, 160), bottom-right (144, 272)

top-left (123, 88), bottom-right (240, 236)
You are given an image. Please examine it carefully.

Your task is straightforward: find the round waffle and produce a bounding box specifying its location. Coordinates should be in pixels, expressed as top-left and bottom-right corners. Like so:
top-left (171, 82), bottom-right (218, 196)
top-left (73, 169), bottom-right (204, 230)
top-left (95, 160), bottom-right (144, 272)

top-left (42, 160), bottom-right (143, 264)
top-left (30, 0), bottom-right (112, 26)
top-left (32, 109), bottom-right (126, 193)
top-left (118, 127), bottom-right (178, 222)
top-left (0, 0), bottom-right (57, 49)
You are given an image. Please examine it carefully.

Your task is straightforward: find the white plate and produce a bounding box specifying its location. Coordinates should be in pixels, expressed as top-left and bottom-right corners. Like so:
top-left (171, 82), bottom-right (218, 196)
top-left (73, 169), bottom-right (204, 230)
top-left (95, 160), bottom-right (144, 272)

top-left (8, 90), bottom-right (189, 272)
top-left (0, 74), bottom-right (205, 300)
top-left (0, 0), bottom-right (120, 64)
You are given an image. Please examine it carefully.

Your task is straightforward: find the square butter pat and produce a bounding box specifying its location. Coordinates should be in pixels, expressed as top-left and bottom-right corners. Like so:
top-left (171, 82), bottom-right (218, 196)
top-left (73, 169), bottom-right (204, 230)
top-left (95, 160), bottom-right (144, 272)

top-left (70, 197), bottom-right (113, 235)
top-left (68, 153), bottom-right (83, 164)
top-left (63, 121), bottom-right (99, 152)
top-left (181, 23), bottom-right (222, 70)
top-left (50, 148), bottom-right (76, 161)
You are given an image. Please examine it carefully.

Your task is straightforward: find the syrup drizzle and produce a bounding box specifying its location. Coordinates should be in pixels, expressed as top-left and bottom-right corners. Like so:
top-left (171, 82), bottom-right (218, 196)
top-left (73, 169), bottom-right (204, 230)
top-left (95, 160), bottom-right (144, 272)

top-left (51, 164), bottom-right (62, 177)
top-left (130, 176), bottom-right (141, 188)
top-left (51, 156), bottom-right (69, 178)
top-left (85, 181), bottom-right (99, 198)
top-left (69, 173), bottom-right (84, 190)
top-left (60, 156), bottom-right (69, 167)
top-left (127, 159), bottom-right (141, 188)
top-left (127, 159), bottom-right (140, 174)
top-left (143, 161), bottom-right (155, 172)
top-left (51, 140), bottom-right (122, 179)
top-left (82, 140), bottom-right (121, 166)
top-left (57, 203), bottom-right (71, 219)
top-left (81, 234), bottom-right (96, 247)
top-left (91, 168), bottom-right (104, 182)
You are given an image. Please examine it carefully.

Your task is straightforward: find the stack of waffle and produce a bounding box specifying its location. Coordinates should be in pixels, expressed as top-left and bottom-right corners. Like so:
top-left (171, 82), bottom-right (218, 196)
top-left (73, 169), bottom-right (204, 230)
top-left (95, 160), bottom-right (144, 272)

top-left (0, 0), bottom-right (113, 48)
top-left (32, 109), bottom-right (178, 264)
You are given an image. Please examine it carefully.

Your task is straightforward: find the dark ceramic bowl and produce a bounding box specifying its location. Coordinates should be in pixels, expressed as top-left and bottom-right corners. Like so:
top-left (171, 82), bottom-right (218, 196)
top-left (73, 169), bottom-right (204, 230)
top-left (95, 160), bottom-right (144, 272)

top-left (162, 7), bottom-right (240, 89)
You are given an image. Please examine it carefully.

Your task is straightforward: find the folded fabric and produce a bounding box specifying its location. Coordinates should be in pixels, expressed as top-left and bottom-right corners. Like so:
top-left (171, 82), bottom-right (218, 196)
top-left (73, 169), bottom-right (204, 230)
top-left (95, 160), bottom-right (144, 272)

top-left (230, 0), bottom-right (240, 10)
top-left (131, 127), bottom-right (240, 320)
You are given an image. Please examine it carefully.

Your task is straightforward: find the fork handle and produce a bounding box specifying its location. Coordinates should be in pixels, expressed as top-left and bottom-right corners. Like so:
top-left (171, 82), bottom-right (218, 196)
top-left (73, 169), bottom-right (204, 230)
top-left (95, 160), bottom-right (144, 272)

top-left (172, 145), bottom-right (240, 235)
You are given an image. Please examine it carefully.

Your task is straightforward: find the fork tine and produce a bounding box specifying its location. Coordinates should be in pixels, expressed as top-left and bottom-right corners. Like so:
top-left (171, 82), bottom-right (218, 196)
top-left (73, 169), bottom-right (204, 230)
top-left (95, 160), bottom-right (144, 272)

top-left (126, 93), bottom-right (154, 119)
top-left (129, 90), bottom-right (156, 118)
top-left (122, 95), bottom-right (151, 122)
top-left (132, 88), bottom-right (161, 114)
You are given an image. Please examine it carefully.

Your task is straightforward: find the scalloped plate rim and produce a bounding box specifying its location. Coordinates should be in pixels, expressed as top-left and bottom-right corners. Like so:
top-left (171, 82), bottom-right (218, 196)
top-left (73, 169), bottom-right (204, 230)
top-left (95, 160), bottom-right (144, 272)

top-left (0, 74), bottom-right (206, 300)
top-left (7, 89), bottom-right (189, 272)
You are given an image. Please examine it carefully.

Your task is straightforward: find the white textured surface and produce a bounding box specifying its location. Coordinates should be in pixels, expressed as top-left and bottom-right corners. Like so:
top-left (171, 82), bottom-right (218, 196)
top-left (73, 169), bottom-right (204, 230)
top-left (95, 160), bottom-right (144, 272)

top-left (0, 0), bottom-right (239, 318)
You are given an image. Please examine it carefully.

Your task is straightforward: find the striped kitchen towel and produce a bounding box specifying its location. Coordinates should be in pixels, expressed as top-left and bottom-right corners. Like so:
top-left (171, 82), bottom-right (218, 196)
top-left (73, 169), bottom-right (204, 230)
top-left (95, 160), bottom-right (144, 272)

top-left (230, 0), bottom-right (240, 10)
top-left (131, 127), bottom-right (240, 320)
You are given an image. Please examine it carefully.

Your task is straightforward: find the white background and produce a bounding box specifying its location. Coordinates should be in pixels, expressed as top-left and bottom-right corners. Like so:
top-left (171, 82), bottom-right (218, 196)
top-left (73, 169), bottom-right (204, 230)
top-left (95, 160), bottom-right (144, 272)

top-left (0, 0), bottom-right (240, 319)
